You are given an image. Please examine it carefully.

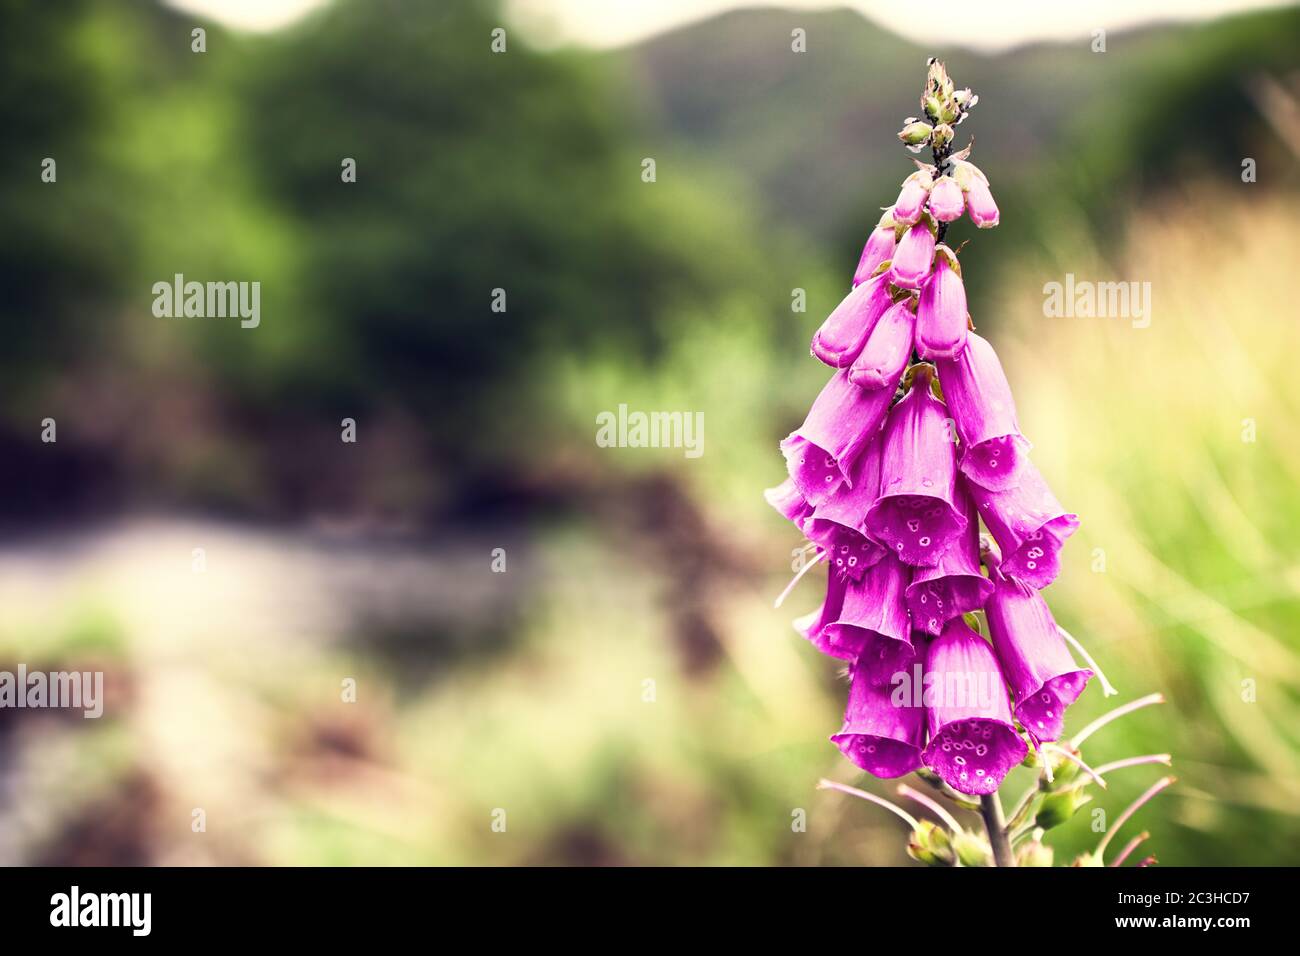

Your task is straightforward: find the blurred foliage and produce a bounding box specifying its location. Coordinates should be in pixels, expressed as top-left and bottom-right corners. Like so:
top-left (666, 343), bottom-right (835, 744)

top-left (0, 0), bottom-right (1297, 865)
top-left (2, 0), bottom-right (797, 517)
top-left (231, 0), bottom-right (776, 446)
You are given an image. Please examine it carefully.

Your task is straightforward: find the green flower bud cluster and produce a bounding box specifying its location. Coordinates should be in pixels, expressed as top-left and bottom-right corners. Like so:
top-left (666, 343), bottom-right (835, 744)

top-left (895, 58), bottom-right (978, 154)
top-left (907, 819), bottom-right (956, 866)
top-left (906, 820), bottom-right (994, 868)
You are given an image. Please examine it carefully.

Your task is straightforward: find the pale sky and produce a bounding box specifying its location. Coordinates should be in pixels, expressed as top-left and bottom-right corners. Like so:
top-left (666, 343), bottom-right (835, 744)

top-left (167, 0), bottom-right (1295, 49)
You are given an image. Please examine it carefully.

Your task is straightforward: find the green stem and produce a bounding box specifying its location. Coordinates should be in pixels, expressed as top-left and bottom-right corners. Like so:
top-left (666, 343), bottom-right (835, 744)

top-left (1005, 780), bottom-right (1042, 833)
top-left (979, 792), bottom-right (1015, 867)
top-left (1009, 823), bottom-right (1038, 845)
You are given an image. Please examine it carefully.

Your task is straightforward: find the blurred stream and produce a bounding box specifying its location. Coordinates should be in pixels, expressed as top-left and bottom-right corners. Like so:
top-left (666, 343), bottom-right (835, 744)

top-left (0, 516), bottom-right (527, 864)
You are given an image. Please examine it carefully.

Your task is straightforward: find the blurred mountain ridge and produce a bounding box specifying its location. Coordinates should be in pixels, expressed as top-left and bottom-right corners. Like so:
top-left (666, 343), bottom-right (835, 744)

top-left (612, 3), bottom-right (1300, 244)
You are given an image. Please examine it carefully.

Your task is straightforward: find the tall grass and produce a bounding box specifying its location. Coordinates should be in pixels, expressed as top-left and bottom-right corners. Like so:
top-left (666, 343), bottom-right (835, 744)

top-left (985, 188), bottom-right (1300, 863)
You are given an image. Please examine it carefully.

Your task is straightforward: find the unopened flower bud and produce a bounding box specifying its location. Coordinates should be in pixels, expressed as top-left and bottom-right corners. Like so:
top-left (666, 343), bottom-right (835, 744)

top-left (951, 158), bottom-right (984, 191)
top-left (927, 175), bottom-right (964, 222)
top-left (892, 170), bottom-right (933, 226)
top-left (813, 273), bottom-right (893, 367)
top-left (965, 177), bottom-right (999, 228)
top-left (887, 218), bottom-right (937, 288)
top-left (952, 829), bottom-right (993, 867)
top-left (923, 94), bottom-right (943, 120)
top-left (915, 245), bottom-right (967, 359)
top-left (906, 819), bottom-right (957, 866)
top-left (931, 123), bottom-right (954, 148)
top-left (849, 299), bottom-right (915, 389)
top-left (898, 121), bottom-right (933, 146)
top-left (953, 161), bottom-right (999, 228)
top-left (926, 58), bottom-right (949, 92)
top-left (1035, 787), bottom-right (1092, 830)
top-left (1017, 838), bottom-right (1054, 867)
top-left (851, 210), bottom-right (898, 287)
